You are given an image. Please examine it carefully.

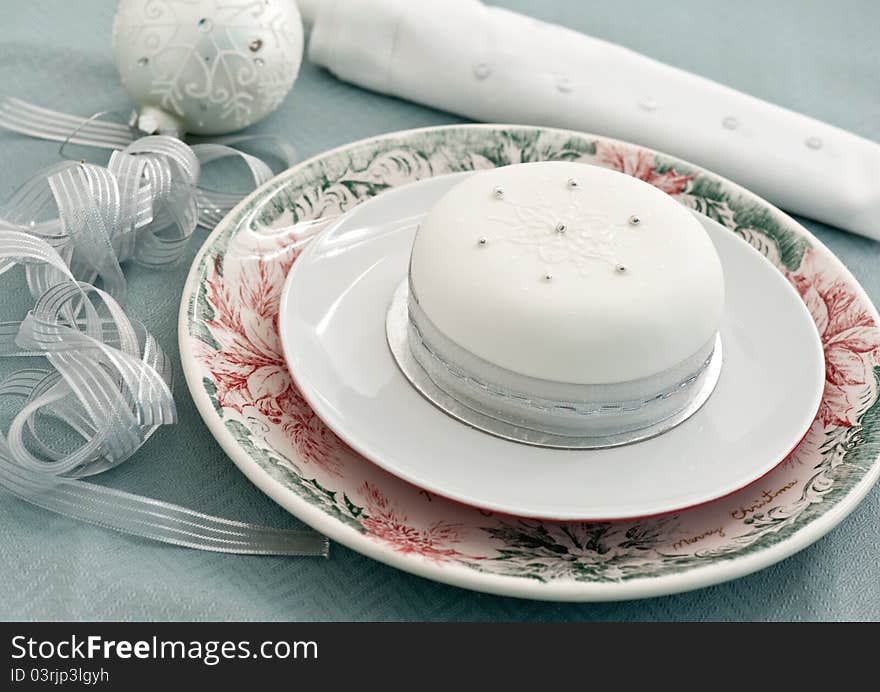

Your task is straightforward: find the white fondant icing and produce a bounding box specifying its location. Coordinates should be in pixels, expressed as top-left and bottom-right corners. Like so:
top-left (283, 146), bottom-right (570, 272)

top-left (409, 162), bottom-right (725, 384)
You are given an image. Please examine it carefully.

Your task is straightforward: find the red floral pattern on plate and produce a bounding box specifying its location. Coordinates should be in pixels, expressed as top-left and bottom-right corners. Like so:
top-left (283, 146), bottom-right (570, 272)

top-left (596, 142), bottom-right (695, 195)
top-left (359, 482), bottom-right (470, 561)
top-left (197, 248), bottom-right (351, 476)
top-left (787, 248), bottom-right (880, 428)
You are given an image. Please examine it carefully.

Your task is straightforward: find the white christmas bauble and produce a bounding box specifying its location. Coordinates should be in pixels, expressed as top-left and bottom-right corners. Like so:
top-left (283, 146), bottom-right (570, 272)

top-left (112, 0), bottom-right (303, 136)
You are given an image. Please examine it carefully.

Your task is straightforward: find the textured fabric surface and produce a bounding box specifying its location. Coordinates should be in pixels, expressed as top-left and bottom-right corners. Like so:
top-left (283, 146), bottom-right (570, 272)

top-left (0, 0), bottom-right (878, 621)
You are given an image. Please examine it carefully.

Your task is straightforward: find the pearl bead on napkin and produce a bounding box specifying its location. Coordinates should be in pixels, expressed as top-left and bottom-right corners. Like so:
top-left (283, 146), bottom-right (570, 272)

top-left (302, 0), bottom-right (880, 239)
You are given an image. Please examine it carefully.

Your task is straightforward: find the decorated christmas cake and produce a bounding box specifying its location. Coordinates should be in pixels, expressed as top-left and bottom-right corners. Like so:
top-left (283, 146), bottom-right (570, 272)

top-left (391, 161), bottom-right (725, 446)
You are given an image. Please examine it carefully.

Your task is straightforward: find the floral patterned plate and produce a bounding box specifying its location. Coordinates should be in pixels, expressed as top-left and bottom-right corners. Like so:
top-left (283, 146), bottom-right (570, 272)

top-left (180, 125), bottom-right (880, 600)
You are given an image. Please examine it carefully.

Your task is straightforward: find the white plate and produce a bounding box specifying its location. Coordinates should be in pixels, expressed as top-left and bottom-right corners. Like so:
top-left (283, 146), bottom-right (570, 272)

top-left (278, 173), bottom-right (825, 521)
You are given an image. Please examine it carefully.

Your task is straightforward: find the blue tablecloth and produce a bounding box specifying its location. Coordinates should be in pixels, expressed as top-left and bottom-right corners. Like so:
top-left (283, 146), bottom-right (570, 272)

top-left (1, 0), bottom-right (878, 621)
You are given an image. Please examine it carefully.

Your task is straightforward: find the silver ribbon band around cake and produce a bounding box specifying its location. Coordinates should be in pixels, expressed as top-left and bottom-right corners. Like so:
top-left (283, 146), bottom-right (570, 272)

top-left (386, 280), bottom-right (723, 448)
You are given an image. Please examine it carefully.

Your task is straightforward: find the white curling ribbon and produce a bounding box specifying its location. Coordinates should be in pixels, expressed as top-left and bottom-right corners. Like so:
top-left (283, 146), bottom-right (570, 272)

top-left (0, 101), bottom-right (327, 556)
top-left (0, 232), bottom-right (326, 556)
top-left (0, 98), bottom-right (137, 150)
top-left (0, 99), bottom-right (298, 285)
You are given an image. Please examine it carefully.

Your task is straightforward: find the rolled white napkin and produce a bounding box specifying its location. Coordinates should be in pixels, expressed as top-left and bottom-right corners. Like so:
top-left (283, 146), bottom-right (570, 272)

top-left (306, 0), bottom-right (880, 239)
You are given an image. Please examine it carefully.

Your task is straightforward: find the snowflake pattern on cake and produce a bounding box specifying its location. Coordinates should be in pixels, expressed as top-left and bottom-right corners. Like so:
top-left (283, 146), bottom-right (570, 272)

top-left (488, 181), bottom-right (629, 272)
